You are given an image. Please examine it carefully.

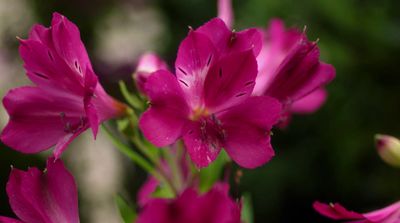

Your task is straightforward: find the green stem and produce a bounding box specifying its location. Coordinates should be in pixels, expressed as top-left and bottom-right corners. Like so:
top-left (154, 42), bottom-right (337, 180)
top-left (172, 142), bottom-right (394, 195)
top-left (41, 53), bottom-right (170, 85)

top-left (104, 113), bottom-right (178, 196)
top-left (118, 80), bottom-right (144, 110)
top-left (101, 125), bottom-right (154, 174)
top-left (131, 136), bottom-right (179, 195)
top-left (131, 137), bottom-right (157, 162)
top-left (102, 124), bottom-right (177, 195)
top-left (164, 147), bottom-right (184, 191)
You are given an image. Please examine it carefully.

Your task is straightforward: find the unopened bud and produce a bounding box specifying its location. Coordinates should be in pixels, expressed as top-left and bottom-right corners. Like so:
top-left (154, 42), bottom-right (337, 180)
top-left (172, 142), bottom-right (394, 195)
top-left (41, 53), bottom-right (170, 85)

top-left (133, 52), bottom-right (168, 93)
top-left (375, 134), bottom-right (400, 168)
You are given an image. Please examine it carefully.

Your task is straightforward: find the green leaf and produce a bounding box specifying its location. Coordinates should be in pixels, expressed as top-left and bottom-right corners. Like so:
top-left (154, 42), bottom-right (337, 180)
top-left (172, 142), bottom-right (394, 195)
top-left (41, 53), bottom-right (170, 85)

top-left (115, 195), bottom-right (137, 223)
top-left (241, 193), bottom-right (254, 223)
top-left (199, 150), bottom-right (230, 192)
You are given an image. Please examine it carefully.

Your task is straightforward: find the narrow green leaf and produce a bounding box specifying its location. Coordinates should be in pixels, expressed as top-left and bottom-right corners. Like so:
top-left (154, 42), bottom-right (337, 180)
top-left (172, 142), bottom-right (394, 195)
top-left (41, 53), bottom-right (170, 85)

top-left (115, 195), bottom-right (137, 223)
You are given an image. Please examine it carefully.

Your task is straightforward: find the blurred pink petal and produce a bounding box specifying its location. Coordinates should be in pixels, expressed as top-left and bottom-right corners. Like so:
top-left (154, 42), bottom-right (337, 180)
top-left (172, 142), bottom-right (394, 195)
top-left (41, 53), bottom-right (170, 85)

top-left (253, 19), bottom-right (303, 96)
top-left (138, 176), bottom-right (159, 207)
top-left (136, 183), bottom-right (241, 223)
top-left (0, 217), bottom-right (24, 223)
top-left (314, 201), bottom-right (400, 222)
top-left (134, 52), bottom-right (168, 93)
top-left (254, 19), bottom-right (335, 126)
top-left (218, 0), bottom-right (233, 29)
top-left (290, 88), bottom-right (327, 114)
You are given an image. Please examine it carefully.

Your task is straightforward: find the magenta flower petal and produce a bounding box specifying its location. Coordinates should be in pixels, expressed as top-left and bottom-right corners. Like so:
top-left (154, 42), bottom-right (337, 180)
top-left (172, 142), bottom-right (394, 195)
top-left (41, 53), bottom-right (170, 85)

top-left (140, 18), bottom-right (283, 168)
top-left (28, 24), bottom-right (50, 42)
top-left (51, 13), bottom-right (93, 73)
top-left (204, 50), bottom-right (257, 112)
top-left (175, 31), bottom-right (217, 107)
top-left (290, 88), bottom-right (327, 114)
top-left (1, 87), bottom-right (89, 154)
top-left (195, 18), bottom-right (230, 54)
top-left (313, 201), bottom-right (364, 220)
top-left (53, 126), bottom-right (88, 159)
top-left (314, 201), bottom-right (400, 223)
top-left (231, 28), bottom-right (263, 57)
top-left (364, 201), bottom-right (400, 222)
top-left (253, 19), bottom-right (302, 96)
top-left (220, 96), bottom-right (282, 168)
top-left (252, 19), bottom-right (335, 127)
top-left (196, 18), bottom-right (262, 56)
top-left (183, 120), bottom-right (223, 168)
top-left (83, 67), bottom-right (100, 137)
top-left (134, 52), bottom-right (168, 93)
top-left (139, 70), bottom-right (190, 147)
top-left (1, 13), bottom-right (127, 157)
top-left (0, 217), bottom-right (24, 223)
top-left (264, 41), bottom-right (335, 102)
top-left (136, 183), bottom-right (241, 223)
top-left (137, 176), bottom-right (159, 207)
top-left (5, 157), bottom-right (79, 223)
top-left (19, 39), bottom-right (82, 93)
top-left (217, 0), bottom-right (233, 29)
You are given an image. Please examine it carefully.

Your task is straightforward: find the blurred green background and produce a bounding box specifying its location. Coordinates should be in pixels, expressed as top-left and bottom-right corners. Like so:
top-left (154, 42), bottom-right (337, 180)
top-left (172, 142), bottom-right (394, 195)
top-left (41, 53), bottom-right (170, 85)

top-left (1, 0), bottom-right (400, 222)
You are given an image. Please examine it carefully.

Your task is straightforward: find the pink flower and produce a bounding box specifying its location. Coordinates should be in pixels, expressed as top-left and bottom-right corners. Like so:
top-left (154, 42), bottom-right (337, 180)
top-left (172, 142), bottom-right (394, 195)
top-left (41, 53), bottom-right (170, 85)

top-left (0, 13), bottom-right (127, 158)
top-left (139, 19), bottom-right (282, 169)
top-left (314, 201), bottom-right (400, 223)
top-left (134, 52), bottom-right (168, 93)
top-left (253, 20), bottom-right (335, 118)
top-left (217, 0), bottom-right (335, 123)
top-left (136, 183), bottom-right (241, 223)
top-left (0, 157), bottom-right (79, 223)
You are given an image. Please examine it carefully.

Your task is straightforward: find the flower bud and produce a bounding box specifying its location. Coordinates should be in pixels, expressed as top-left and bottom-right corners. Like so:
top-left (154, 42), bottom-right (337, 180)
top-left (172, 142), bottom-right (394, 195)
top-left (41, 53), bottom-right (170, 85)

top-left (375, 134), bottom-right (400, 167)
top-left (133, 52), bottom-right (168, 93)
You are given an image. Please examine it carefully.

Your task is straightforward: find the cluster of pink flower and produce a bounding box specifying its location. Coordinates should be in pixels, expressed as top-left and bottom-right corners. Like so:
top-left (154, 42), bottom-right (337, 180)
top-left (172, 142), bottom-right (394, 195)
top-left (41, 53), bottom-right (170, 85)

top-left (0, 0), bottom-right (398, 223)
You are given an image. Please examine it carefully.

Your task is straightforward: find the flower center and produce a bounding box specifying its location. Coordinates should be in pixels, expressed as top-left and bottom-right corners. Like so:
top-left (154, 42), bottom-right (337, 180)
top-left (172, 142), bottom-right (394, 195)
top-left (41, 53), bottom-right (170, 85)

top-left (190, 107), bottom-right (209, 121)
